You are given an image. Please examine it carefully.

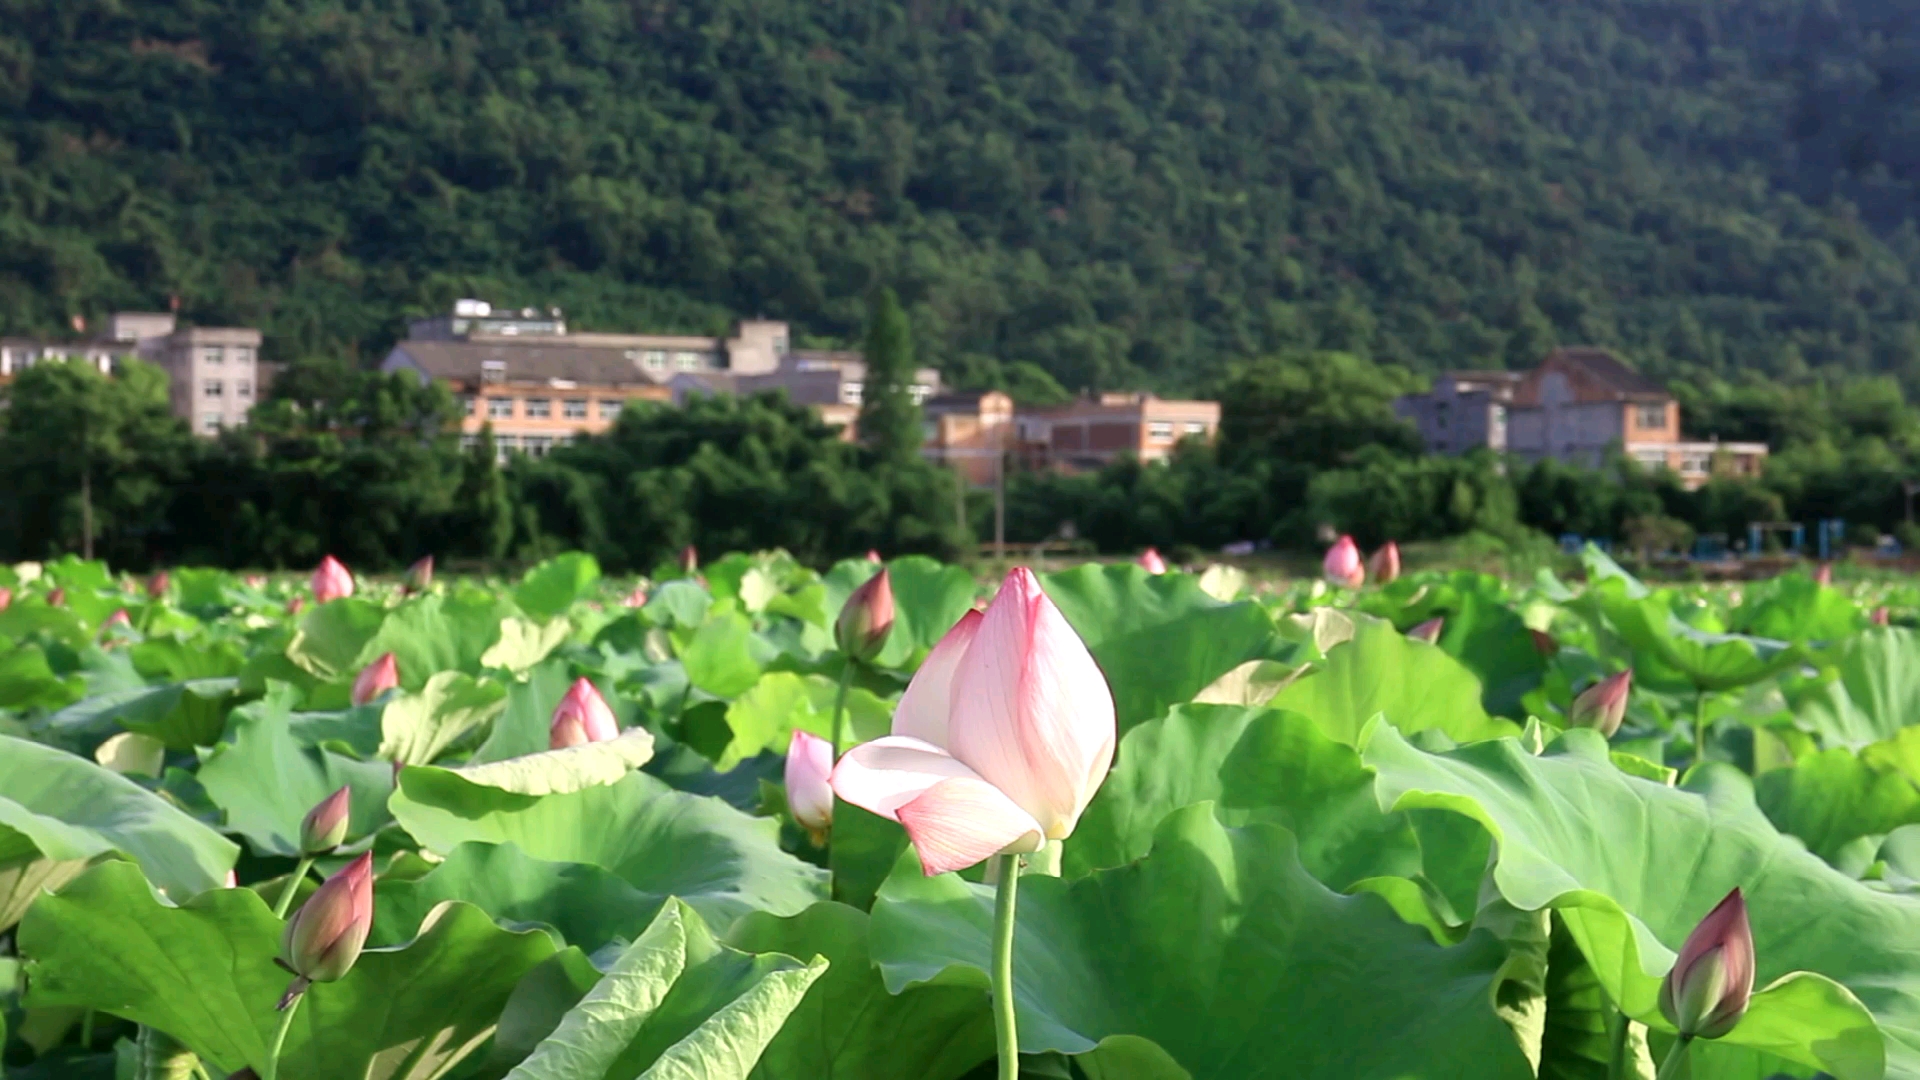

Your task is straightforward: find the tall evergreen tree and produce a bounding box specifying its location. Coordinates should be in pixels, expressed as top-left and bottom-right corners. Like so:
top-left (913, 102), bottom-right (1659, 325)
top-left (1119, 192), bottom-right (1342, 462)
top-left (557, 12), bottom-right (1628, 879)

top-left (858, 288), bottom-right (923, 464)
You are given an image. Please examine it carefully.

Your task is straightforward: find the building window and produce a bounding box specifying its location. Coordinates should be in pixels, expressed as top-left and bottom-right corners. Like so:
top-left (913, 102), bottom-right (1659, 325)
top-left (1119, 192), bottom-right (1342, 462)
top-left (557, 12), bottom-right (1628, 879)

top-left (202, 416), bottom-right (221, 432)
top-left (481, 360), bottom-right (506, 384)
top-left (673, 351), bottom-right (703, 371)
top-left (487, 397), bottom-right (514, 419)
top-left (496, 434), bottom-right (519, 452)
top-left (556, 434), bottom-right (574, 447)
top-left (203, 347), bottom-right (224, 364)
top-left (563, 399), bottom-right (587, 419)
top-left (203, 379), bottom-right (224, 397)
top-left (840, 382), bottom-right (864, 406)
top-left (1636, 403), bottom-right (1667, 430)
top-left (236, 380), bottom-right (253, 399)
top-left (525, 398), bottom-right (551, 418)
top-left (909, 385), bottom-right (932, 405)
top-left (1680, 454), bottom-right (1710, 476)
top-left (460, 434), bottom-right (480, 451)
top-left (643, 350), bottom-right (666, 371)
top-left (1148, 421), bottom-right (1175, 441)
top-left (524, 435), bottom-right (554, 457)
top-left (1183, 421), bottom-right (1208, 435)
top-left (1633, 450), bottom-right (1666, 469)
top-left (599, 400), bottom-right (623, 420)
top-left (233, 347), bottom-right (254, 364)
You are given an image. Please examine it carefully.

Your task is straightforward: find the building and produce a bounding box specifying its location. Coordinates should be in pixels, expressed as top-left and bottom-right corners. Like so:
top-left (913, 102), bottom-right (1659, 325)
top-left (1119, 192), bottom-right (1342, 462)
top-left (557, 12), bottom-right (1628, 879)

top-left (1395, 347), bottom-right (1768, 489)
top-left (0, 313), bottom-right (266, 436)
top-left (923, 390), bottom-right (1016, 485)
top-left (1016, 393), bottom-right (1222, 471)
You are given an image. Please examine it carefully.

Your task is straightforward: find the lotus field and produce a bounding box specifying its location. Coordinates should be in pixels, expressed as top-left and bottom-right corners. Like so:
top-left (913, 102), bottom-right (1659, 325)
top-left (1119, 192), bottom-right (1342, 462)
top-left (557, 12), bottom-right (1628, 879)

top-left (9, 544), bottom-right (1920, 1079)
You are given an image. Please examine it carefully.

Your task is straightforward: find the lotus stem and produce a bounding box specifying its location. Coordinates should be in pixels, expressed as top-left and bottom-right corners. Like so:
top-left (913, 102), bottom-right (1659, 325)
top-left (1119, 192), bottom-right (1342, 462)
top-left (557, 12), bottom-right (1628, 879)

top-left (829, 660), bottom-right (855, 759)
top-left (263, 988), bottom-right (304, 1080)
top-left (1692, 690), bottom-right (1708, 769)
top-left (1607, 1008), bottom-right (1629, 1080)
top-left (990, 852), bottom-right (1021, 1080)
top-left (272, 857), bottom-right (315, 919)
top-left (1654, 1034), bottom-right (1692, 1080)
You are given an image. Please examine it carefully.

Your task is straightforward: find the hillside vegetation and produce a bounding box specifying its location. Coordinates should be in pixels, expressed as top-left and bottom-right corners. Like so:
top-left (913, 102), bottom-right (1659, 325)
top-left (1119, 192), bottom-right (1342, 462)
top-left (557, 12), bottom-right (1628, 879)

top-left (6, 0), bottom-right (1920, 393)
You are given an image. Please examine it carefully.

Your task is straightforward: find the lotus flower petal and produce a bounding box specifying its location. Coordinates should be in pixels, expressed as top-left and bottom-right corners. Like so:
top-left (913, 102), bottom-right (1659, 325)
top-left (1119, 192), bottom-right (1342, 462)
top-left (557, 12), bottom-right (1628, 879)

top-left (896, 776), bottom-right (1047, 875)
top-left (890, 610), bottom-right (983, 747)
top-left (831, 735), bottom-right (983, 820)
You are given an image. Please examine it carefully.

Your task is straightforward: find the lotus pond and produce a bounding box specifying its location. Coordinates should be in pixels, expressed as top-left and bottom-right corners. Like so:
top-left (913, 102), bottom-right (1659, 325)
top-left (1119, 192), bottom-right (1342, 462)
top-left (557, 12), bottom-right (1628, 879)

top-left (2, 547), bottom-right (1920, 1079)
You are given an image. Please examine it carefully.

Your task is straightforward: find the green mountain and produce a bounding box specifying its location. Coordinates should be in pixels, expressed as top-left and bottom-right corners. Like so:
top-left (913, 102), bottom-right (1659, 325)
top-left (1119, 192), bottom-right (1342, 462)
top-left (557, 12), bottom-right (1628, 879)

top-left (7, 0), bottom-right (1920, 394)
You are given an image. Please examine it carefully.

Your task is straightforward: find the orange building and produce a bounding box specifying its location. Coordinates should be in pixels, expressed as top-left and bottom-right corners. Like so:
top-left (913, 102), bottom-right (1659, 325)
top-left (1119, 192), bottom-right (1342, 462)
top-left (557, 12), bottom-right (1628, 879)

top-left (922, 390), bottom-right (1016, 485)
top-left (1015, 393), bottom-right (1221, 472)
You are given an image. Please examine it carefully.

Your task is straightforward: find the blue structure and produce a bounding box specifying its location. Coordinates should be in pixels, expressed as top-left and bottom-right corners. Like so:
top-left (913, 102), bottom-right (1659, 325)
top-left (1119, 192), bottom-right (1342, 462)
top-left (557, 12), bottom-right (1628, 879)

top-left (1817, 519), bottom-right (1847, 561)
top-left (1748, 522), bottom-right (1806, 555)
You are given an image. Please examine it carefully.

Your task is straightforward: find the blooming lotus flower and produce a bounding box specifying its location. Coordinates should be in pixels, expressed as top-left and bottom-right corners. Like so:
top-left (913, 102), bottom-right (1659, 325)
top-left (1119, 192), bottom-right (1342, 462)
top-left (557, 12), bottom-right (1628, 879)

top-left (1659, 888), bottom-right (1754, 1040)
top-left (785, 729), bottom-right (835, 845)
top-left (311, 556), bottom-right (354, 603)
top-left (1872, 606), bottom-right (1891, 626)
top-left (1368, 542), bottom-right (1401, 585)
top-left (1323, 536), bottom-right (1364, 589)
top-left (1137, 547), bottom-right (1168, 575)
top-left (281, 852), bottom-right (373, 988)
top-left (1814, 563), bottom-right (1833, 586)
top-left (832, 568), bottom-right (1116, 875)
top-left (550, 677), bottom-right (619, 748)
top-left (405, 555), bottom-right (434, 593)
top-left (1569, 669), bottom-right (1632, 738)
top-left (147, 571), bottom-right (170, 598)
top-left (680, 545), bottom-right (700, 574)
top-left (299, 786), bottom-right (352, 855)
top-left (1407, 617), bottom-right (1444, 644)
top-left (350, 653), bottom-right (399, 707)
top-left (836, 568), bottom-right (895, 663)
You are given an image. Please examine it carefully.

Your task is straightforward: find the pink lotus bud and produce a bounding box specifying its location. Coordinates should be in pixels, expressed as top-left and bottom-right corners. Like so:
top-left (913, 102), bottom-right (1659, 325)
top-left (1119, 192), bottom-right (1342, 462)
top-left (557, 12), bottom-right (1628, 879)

top-left (311, 555), bottom-right (354, 603)
top-left (1569, 669), bottom-right (1633, 738)
top-left (832, 567), bottom-right (1116, 875)
top-left (1814, 563), bottom-right (1833, 586)
top-left (785, 729), bottom-right (835, 845)
top-left (621, 586), bottom-right (648, 608)
top-left (281, 852), bottom-right (373, 987)
top-left (680, 545), bottom-right (699, 574)
top-left (46, 588), bottom-right (65, 607)
top-left (1659, 888), bottom-right (1754, 1040)
top-left (245, 574), bottom-right (267, 589)
top-left (1137, 547), bottom-right (1168, 575)
top-left (224, 870), bottom-right (239, 888)
top-left (405, 555), bottom-right (434, 593)
top-left (1368, 542), bottom-right (1401, 585)
top-left (287, 595), bottom-right (305, 616)
top-left (350, 653), bottom-right (399, 707)
top-left (0, 587), bottom-right (11, 611)
top-left (835, 568), bottom-right (895, 664)
top-left (550, 678), bottom-right (619, 748)
top-left (147, 571), bottom-right (170, 598)
top-left (1406, 617), bottom-right (1444, 644)
top-left (1872, 607), bottom-right (1891, 626)
top-left (299, 786), bottom-right (352, 855)
top-left (867, 550), bottom-right (884, 563)
top-left (1530, 629), bottom-right (1559, 657)
top-left (105, 609), bottom-right (132, 629)
top-left (1323, 536), bottom-right (1365, 589)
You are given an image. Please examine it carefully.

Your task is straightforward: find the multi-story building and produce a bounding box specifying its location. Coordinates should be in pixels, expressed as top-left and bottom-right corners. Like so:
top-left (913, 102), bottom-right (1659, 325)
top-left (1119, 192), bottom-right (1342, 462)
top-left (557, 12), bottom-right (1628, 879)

top-left (0, 312), bottom-right (266, 436)
top-left (923, 391), bottom-right (1016, 485)
top-left (1395, 347), bottom-right (1768, 489)
top-left (1015, 393), bottom-right (1222, 471)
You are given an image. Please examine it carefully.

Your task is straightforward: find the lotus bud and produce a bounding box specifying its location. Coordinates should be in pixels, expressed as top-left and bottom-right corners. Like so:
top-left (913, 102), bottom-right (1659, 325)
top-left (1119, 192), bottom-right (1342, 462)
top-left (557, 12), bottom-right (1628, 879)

top-left (1814, 562), bottom-right (1833, 586)
top-left (1407, 617), bottom-right (1444, 644)
top-left (1529, 629), bottom-right (1559, 657)
top-left (621, 586), bottom-right (648, 608)
top-left (867, 549), bottom-right (883, 563)
top-left (785, 729), bottom-right (835, 845)
top-left (835, 568), bottom-right (895, 664)
top-left (46, 587), bottom-right (65, 607)
top-left (245, 574), bottom-right (267, 589)
top-left (287, 595), bottom-right (305, 616)
top-left (1323, 535), bottom-right (1365, 589)
top-left (0, 586), bottom-right (11, 611)
top-left (105, 609), bottom-right (132, 629)
top-left (680, 545), bottom-right (699, 574)
top-left (350, 652), bottom-right (399, 707)
top-left (281, 853), bottom-right (373, 990)
top-left (147, 571), bottom-right (170, 598)
top-left (550, 677), bottom-right (618, 748)
top-left (224, 870), bottom-right (239, 888)
top-left (299, 786), bottom-right (352, 856)
top-left (1137, 547), bottom-right (1168, 574)
top-left (1872, 606), bottom-right (1891, 626)
top-left (1569, 669), bottom-right (1633, 738)
top-left (405, 555), bottom-right (434, 593)
top-left (311, 555), bottom-right (354, 603)
top-left (1368, 542), bottom-right (1401, 585)
top-left (1659, 888), bottom-right (1754, 1040)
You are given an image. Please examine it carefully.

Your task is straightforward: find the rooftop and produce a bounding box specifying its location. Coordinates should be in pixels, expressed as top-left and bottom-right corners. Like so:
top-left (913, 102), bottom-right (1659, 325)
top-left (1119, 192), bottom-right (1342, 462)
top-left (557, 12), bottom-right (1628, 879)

top-left (392, 340), bottom-right (667, 387)
top-left (1545, 346), bottom-right (1667, 398)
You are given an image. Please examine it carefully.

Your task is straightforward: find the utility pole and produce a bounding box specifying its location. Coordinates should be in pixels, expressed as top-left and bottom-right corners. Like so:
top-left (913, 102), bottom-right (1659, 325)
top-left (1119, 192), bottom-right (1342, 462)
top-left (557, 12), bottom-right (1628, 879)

top-left (993, 450), bottom-right (1006, 562)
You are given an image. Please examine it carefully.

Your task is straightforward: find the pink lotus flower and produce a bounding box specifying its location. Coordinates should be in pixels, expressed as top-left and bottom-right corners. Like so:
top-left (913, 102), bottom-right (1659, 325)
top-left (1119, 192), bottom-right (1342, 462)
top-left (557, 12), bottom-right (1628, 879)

top-left (867, 549), bottom-right (884, 563)
top-left (350, 653), bottom-right (399, 707)
top-left (836, 568), bottom-right (895, 663)
top-left (785, 729), bottom-right (835, 845)
top-left (311, 556), bottom-right (354, 603)
top-left (281, 852), bottom-right (373, 989)
top-left (147, 571), bottom-right (170, 598)
top-left (287, 595), bottom-right (305, 616)
top-left (299, 786), bottom-right (352, 855)
top-left (0, 586), bottom-right (11, 611)
top-left (621, 586), bottom-right (649, 608)
top-left (1872, 606), bottom-right (1891, 626)
top-left (680, 545), bottom-right (700, 574)
top-left (105, 609), bottom-right (132, 629)
top-left (245, 574), bottom-right (267, 589)
top-left (1814, 562), bottom-right (1833, 586)
top-left (46, 588), bottom-right (65, 608)
top-left (1323, 535), bottom-right (1365, 589)
top-left (224, 870), bottom-right (239, 888)
top-left (1137, 547), bottom-right (1168, 575)
top-left (1406, 617), bottom-right (1444, 644)
top-left (831, 568), bottom-right (1116, 875)
top-left (1659, 888), bottom-right (1754, 1040)
top-left (405, 555), bottom-right (434, 593)
top-left (1368, 542), bottom-right (1400, 585)
top-left (550, 677), bottom-right (619, 748)
top-left (1569, 669), bottom-right (1632, 738)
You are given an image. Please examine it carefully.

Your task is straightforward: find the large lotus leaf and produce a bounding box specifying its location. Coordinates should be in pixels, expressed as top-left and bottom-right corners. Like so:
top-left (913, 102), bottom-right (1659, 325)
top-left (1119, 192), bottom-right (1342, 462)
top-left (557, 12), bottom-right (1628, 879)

top-left (1062, 704), bottom-right (1421, 892)
top-left (1540, 914), bottom-right (1657, 1080)
top-left (1734, 575), bottom-right (1862, 645)
top-left (284, 597), bottom-right (389, 680)
top-left (357, 590), bottom-right (519, 688)
top-left (390, 770), bottom-right (825, 931)
top-left (870, 805), bottom-right (1533, 1079)
top-left (0, 734), bottom-right (235, 904)
top-left (41, 555), bottom-right (113, 591)
top-left (0, 599), bottom-right (91, 649)
top-left (378, 671), bottom-right (509, 766)
top-left (483, 616), bottom-right (574, 674)
top-left (717, 672), bottom-right (891, 771)
top-left (646, 581), bottom-right (713, 630)
top-left (676, 605), bottom-right (769, 699)
top-left (1269, 614), bottom-right (1520, 746)
top-left (0, 643), bottom-right (83, 710)
top-left (502, 899), bottom-right (827, 1080)
top-left (727, 902), bottom-right (994, 1080)
top-left (194, 684), bottom-right (395, 857)
top-left (1365, 725), bottom-right (1890, 1079)
top-left (129, 638), bottom-right (247, 681)
top-left (45, 677), bottom-right (240, 748)
top-left (515, 552), bottom-right (602, 620)
top-left (856, 556), bottom-right (979, 669)
top-left (20, 860), bottom-right (555, 1079)
top-left (473, 660), bottom-right (581, 763)
top-left (1361, 572), bottom-right (1548, 718)
top-left (1582, 578), bottom-right (1804, 693)
top-left (1788, 628), bottom-right (1920, 748)
top-left (1040, 563), bottom-right (1278, 733)
top-left (426, 727), bottom-right (656, 796)
top-left (1755, 746), bottom-right (1920, 864)
top-left (371, 842), bottom-right (676, 951)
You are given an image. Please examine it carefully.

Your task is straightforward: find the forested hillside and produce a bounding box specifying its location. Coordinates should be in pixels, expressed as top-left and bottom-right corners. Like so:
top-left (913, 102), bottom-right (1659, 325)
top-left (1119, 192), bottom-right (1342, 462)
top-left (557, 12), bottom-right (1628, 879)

top-left (6, 0), bottom-right (1920, 394)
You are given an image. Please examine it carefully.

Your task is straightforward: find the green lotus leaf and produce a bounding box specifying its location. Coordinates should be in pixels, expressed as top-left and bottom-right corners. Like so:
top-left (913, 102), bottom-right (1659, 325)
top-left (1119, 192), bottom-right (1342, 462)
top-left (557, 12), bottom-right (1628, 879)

top-left (1270, 614), bottom-right (1521, 746)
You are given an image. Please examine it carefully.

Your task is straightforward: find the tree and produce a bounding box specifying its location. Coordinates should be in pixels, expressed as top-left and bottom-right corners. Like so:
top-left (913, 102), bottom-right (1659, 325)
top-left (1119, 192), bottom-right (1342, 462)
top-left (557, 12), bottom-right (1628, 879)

top-left (1215, 350), bottom-right (1423, 469)
top-left (858, 288), bottom-right (923, 464)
